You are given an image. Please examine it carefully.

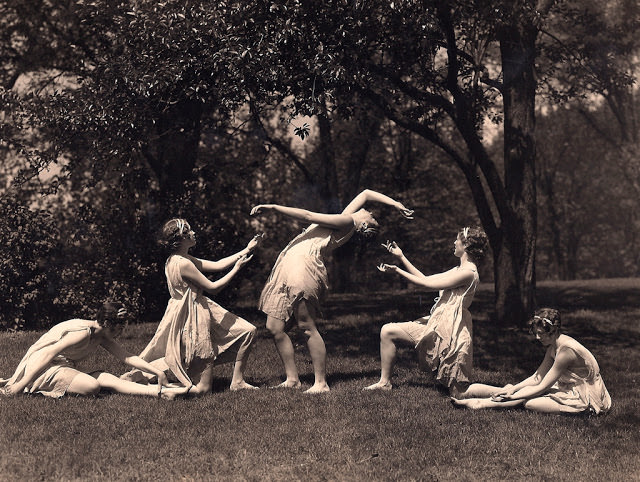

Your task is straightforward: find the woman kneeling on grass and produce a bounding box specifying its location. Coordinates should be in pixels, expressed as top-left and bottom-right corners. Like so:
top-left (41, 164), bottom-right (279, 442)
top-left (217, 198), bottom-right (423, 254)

top-left (0, 302), bottom-right (189, 400)
top-left (365, 226), bottom-right (488, 397)
top-left (452, 308), bottom-right (611, 414)
top-left (121, 219), bottom-right (260, 396)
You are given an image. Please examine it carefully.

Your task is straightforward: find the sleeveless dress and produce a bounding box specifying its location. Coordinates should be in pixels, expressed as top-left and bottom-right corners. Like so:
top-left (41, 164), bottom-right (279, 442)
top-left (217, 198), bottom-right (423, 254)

top-left (121, 255), bottom-right (256, 387)
top-left (0, 319), bottom-right (100, 398)
top-left (544, 335), bottom-right (611, 414)
top-left (395, 267), bottom-right (479, 387)
top-left (259, 223), bottom-right (355, 321)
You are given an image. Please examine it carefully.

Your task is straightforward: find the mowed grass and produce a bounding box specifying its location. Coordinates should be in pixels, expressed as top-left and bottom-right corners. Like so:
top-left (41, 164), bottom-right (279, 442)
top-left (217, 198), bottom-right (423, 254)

top-left (1, 278), bottom-right (639, 481)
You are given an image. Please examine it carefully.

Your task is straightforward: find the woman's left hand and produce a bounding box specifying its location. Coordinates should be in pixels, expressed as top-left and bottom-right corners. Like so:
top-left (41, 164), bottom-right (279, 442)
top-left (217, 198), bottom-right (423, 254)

top-left (157, 372), bottom-right (170, 391)
top-left (394, 202), bottom-right (414, 219)
top-left (250, 205), bottom-right (273, 216)
top-left (246, 233), bottom-right (264, 251)
top-left (377, 263), bottom-right (399, 273)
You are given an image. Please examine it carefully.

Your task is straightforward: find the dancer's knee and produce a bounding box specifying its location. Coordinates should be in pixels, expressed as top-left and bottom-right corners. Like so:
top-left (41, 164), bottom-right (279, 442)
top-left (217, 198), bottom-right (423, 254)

top-left (68, 373), bottom-right (101, 396)
top-left (380, 323), bottom-right (397, 340)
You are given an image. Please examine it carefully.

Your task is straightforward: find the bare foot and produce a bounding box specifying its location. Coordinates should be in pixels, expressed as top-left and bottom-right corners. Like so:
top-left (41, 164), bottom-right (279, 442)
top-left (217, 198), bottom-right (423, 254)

top-left (270, 380), bottom-right (302, 389)
top-left (304, 383), bottom-right (330, 394)
top-left (450, 397), bottom-right (479, 409)
top-left (363, 381), bottom-right (392, 391)
top-left (230, 381), bottom-right (259, 391)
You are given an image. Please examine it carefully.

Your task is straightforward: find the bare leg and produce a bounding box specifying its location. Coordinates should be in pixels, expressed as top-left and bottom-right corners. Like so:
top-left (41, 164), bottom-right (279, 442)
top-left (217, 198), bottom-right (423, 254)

top-left (266, 315), bottom-right (301, 388)
top-left (364, 323), bottom-right (414, 391)
top-left (229, 323), bottom-right (259, 391)
top-left (451, 397), bottom-right (526, 409)
top-left (93, 372), bottom-right (190, 400)
top-left (186, 360), bottom-right (214, 397)
top-left (295, 301), bottom-right (329, 394)
top-left (67, 372), bottom-right (101, 396)
top-left (455, 383), bottom-right (504, 399)
top-left (523, 397), bottom-right (584, 414)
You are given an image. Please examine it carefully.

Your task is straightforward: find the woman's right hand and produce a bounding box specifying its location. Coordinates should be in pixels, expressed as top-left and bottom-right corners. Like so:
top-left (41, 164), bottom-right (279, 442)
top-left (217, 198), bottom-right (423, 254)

top-left (250, 205), bottom-right (273, 216)
top-left (382, 240), bottom-right (403, 258)
top-left (491, 384), bottom-right (515, 401)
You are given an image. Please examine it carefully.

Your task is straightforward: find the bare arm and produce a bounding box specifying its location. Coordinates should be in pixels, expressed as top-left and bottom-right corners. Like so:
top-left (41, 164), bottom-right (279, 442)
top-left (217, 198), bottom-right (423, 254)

top-left (179, 255), bottom-right (252, 296)
top-left (382, 241), bottom-right (425, 277)
top-left (4, 330), bottom-right (88, 395)
top-left (342, 189), bottom-right (414, 218)
top-left (503, 348), bottom-right (575, 401)
top-left (193, 234), bottom-right (263, 272)
top-left (251, 204), bottom-right (354, 231)
top-left (99, 335), bottom-right (169, 387)
top-left (378, 264), bottom-right (474, 291)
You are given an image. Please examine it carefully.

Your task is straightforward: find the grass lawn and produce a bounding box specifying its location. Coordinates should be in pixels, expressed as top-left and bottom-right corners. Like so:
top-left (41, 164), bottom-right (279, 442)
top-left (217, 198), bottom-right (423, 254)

top-left (1, 278), bottom-right (639, 481)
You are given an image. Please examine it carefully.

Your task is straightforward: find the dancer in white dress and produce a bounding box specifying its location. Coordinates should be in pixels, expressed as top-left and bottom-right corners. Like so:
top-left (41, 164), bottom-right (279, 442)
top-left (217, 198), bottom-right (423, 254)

top-left (121, 219), bottom-right (261, 396)
top-left (251, 189), bottom-right (414, 393)
top-left (0, 303), bottom-right (189, 399)
top-left (452, 308), bottom-right (611, 414)
top-left (365, 226), bottom-right (488, 396)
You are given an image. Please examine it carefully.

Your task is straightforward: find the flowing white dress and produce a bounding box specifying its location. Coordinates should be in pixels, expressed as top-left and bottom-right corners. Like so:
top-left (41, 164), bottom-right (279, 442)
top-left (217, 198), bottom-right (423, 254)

top-left (259, 223), bottom-right (354, 321)
top-left (393, 267), bottom-right (479, 387)
top-left (0, 319), bottom-right (100, 398)
top-left (121, 255), bottom-right (256, 386)
top-left (544, 335), bottom-right (611, 414)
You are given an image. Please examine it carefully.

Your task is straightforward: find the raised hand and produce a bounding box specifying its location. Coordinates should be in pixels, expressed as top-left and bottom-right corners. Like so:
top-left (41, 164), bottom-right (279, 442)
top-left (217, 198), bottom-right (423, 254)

top-left (236, 253), bottom-right (254, 268)
top-left (394, 202), bottom-right (414, 220)
top-left (382, 240), bottom-right (403, 257)
top-left (377, 263), bottom-right (398, 273)
top-left (250, 205), bottom-right (272, 216)
top-left (246, 233), bottom-right (264, 251)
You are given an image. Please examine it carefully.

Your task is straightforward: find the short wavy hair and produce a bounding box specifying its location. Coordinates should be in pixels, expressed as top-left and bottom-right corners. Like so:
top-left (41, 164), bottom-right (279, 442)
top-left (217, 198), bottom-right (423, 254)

top-left (458, 226), bottom-right (489, 263)
top-left (527, 307), bottom-right (561, 335)
top-left (160, 218), bottom-right (191, 253)
top-left (97, 301), bottom-right (127, 328)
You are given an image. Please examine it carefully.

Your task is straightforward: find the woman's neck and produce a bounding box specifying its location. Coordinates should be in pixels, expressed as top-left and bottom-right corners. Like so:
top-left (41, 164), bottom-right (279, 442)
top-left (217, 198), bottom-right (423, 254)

top-left (459, 253), bottom-right (476, 269)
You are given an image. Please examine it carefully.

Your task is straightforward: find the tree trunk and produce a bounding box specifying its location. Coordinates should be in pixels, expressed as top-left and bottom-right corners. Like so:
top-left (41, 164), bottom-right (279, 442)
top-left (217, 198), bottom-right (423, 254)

top-left (495, 24), bottom-right (538, 322)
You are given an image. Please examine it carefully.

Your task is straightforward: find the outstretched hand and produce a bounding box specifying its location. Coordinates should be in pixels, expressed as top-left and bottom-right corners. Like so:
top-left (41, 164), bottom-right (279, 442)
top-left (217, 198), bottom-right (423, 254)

top-left (377, 263), bottom-right (399, 273)
top-left (382, 240), bottom-right (403, 257)
top-left (394, 202), bottom-right (414, 220)
top-left (250, 205), bottom-right (272, 216)
top-left (247, 233), bottom-right (264, 251)
top-left (235, 253), bottom-right (254, 268)
top-left (491, 384), bottom-right (516, 402)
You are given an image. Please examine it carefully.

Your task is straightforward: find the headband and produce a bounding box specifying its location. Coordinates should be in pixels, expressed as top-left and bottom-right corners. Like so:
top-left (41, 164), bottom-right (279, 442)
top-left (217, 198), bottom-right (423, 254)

top-left (534, 315), bottom-right (554, 326)
top-left (175, 219), bottom-right (186, 236)
top-left (462, 227), bottom-right (469, 239)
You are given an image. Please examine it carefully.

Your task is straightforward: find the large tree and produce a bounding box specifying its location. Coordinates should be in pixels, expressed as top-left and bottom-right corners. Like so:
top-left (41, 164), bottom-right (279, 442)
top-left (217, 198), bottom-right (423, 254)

top-left (232, 0), bottom-right (563, 321)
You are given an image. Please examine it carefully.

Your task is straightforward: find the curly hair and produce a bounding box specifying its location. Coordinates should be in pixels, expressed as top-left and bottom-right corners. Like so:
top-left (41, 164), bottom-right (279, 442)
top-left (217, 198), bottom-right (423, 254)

top-left (159, 218), bottom-right (191, 253)
top-left (458, 226), bottom-right (489, 263)
top-left (527, 307), bottom-right (561, 335)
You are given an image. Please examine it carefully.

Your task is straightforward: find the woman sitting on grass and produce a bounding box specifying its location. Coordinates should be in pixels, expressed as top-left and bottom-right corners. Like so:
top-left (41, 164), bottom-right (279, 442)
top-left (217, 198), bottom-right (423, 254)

top-left (251, 189), bottom-right (414, 393)
top-left (365, 226), bottom-right (488, 397)
top-left (452, 308), bottom-right (612, 414)
top-left (0, 302), bottom-right (189, 399)
top-left (121, 219), bottom-right (260, 396)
